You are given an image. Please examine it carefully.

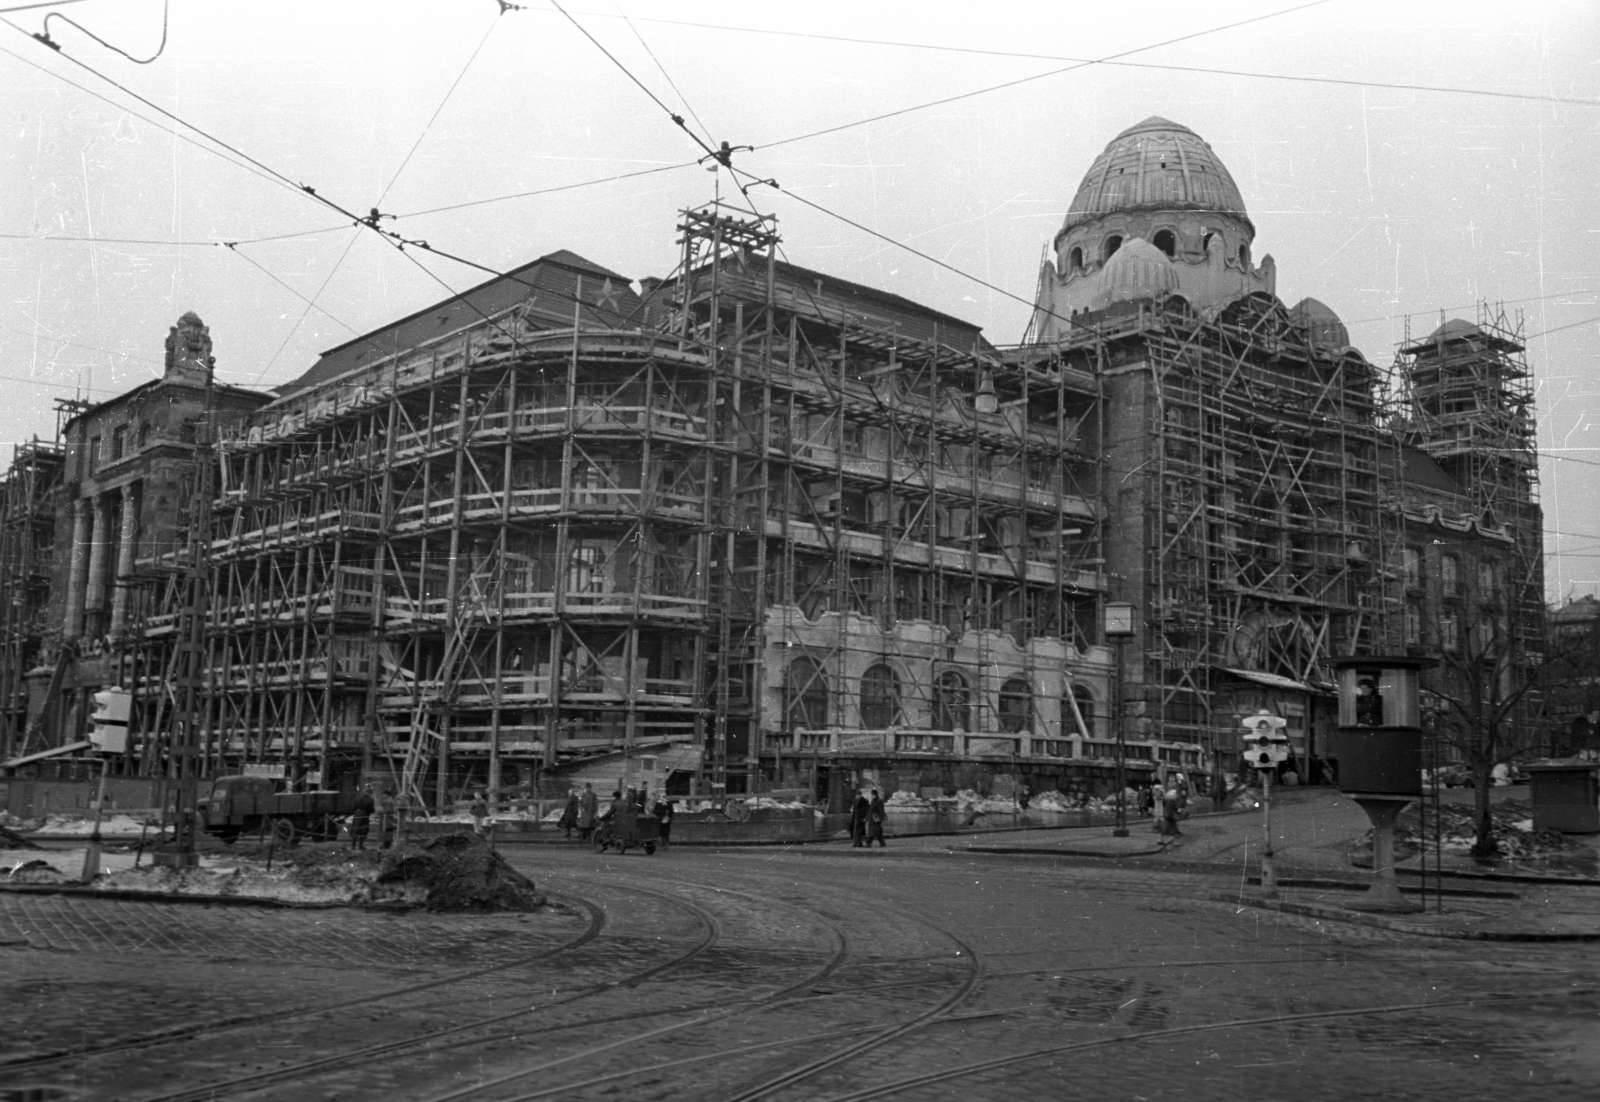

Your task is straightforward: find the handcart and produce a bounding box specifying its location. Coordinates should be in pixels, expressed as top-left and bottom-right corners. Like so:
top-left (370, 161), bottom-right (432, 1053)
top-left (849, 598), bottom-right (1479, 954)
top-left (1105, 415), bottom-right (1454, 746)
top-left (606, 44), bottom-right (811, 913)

top-left (594, 810), bottom-right (660, 855)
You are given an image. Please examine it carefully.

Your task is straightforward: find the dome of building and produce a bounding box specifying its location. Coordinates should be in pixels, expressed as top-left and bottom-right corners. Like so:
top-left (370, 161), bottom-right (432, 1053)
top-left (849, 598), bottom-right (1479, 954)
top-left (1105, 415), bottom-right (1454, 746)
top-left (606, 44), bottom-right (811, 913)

top-left (1289, 297), bottom-right (1349, 350)
top-left (1090, 237), bottom-right (1178, 310)
top-left (1063, 117), bottom-right (1249, 233)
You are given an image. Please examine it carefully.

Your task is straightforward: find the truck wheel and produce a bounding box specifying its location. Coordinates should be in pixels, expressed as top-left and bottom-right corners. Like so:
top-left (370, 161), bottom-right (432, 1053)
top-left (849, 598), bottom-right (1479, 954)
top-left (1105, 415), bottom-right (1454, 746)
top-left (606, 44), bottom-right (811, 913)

top-left (272, 819), bottom-right (297, 846)
top-left (217, 828), bottom-right (241, 845)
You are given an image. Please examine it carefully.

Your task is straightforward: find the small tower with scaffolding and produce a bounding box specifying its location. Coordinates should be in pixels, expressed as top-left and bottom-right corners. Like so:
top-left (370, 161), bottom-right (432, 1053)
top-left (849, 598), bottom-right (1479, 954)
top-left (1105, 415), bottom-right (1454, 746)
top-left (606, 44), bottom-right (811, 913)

top-left (1395, 306), bottom-right (1543, 644)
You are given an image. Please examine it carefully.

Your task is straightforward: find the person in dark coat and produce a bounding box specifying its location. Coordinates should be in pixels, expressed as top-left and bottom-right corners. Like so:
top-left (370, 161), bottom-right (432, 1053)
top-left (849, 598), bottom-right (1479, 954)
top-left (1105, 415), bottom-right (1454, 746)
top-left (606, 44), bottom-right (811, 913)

top-left (850, 791), bottom-right (869, 847)
top-left (577, 783), bottom-right (598, 840)
top-left (558, 792), bottom-right (580, 840)
top-left (350, 784), bottom-right (375, 850)
top-left (866, 789), bottom-right (887, 848)
top-left (653, 797), bottom-right (674, 848)
top-left (377, 787), bottom-right (397, 850)
top-left (1158, 786), bottom-right (1182, 846)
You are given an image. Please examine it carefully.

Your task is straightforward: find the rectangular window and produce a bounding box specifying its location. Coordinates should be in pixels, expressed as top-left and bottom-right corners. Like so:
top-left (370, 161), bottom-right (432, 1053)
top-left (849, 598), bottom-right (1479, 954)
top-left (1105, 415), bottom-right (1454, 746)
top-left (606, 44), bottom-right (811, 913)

top-left (111, 426), bottom-right (126, 462)
top-left (1441, 611), bottom-right (1459, 652)
top-left (1402, 546), bottom-right (1422, 590)
top-left (1478, 561), bottom-right (1496, 599)
top-left (1441, 554), bottom-right (1460, 598)
top-left (1404, 603), bottom-right (1422, 645)
top-left (88, 435), bottom-right (101, 474)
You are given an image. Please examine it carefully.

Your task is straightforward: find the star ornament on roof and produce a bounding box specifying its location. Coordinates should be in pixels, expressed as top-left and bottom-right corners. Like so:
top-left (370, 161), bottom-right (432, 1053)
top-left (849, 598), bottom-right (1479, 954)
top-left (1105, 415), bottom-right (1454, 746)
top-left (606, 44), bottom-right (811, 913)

top-left (595, 278), bottom-right (622, 313)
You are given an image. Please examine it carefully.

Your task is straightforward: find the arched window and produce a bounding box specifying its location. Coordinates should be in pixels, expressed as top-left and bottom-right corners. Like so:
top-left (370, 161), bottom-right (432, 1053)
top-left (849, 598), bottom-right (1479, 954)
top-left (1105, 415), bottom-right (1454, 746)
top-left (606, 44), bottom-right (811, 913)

top-left (998, 678), bottom-right (1032, 734)
top-left (933, 669), bottom-right (971, 732)
top-left (1237, 243), bottom-right (1251, 268)
top-left (1103, 235), bottom-right (1123, 262)
top-left (786, 658), bottom-right (829, 730)
top-left (1202, 231), bottom-right (1215, 255)
top-left (1067, 246), bottom-right (1084, 273)
top-left (860, 663), bottom-right (901, 728)
top-left (1152, 229), bottom-right (1176, 258)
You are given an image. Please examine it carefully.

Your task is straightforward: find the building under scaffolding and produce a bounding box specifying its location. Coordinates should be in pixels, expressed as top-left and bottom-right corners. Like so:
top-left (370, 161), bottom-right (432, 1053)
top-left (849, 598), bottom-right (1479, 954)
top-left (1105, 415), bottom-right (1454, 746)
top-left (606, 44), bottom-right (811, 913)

top-left (0, 116), bottom-right (1547, 805)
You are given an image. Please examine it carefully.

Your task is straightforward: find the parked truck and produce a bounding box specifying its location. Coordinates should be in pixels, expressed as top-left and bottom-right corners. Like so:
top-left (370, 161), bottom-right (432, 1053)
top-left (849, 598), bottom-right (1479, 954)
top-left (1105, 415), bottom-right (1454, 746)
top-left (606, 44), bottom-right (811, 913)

top-left (196, 774), bottom-right (360, 844)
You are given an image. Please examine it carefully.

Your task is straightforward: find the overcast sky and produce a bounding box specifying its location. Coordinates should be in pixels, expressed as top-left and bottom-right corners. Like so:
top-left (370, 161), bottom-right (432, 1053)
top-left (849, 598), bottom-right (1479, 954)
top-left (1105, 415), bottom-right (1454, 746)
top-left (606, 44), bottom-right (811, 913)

top-left (4, 0), bottom-right (1597, 597)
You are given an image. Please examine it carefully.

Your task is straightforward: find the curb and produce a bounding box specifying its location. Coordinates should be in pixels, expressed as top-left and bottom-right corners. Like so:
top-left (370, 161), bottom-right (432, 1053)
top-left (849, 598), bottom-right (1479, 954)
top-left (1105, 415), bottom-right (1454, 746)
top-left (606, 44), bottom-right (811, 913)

top-left (1241, 876), bottom-right (1519, 900)
top-left (1216, 892), bottom-right (1600, 941)
top-left (952, 843), bottom-right (1166, 858)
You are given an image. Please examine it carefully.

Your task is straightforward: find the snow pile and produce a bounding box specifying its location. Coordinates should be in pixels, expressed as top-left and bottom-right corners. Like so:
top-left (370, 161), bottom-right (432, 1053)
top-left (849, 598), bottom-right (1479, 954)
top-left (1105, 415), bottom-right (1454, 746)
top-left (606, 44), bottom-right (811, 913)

top-left (1025, 790), bottom-right (1081, 813)
top-left (38, 813), bottom-right (157, 836)
top-left (740, 797), bottom-right (810, 810)
top-left (885, 791), bottom-right (933, 810)
top-left (6, 858), bottom-right (70, 884)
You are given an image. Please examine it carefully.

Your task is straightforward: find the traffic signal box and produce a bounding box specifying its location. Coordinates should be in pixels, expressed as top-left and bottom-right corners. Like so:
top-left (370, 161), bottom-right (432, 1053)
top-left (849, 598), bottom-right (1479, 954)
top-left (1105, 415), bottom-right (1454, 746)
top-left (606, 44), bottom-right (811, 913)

top-left (89, 687), bottom-right (132, 755)
top-left (1239, 711), bottom-right (1289, 770)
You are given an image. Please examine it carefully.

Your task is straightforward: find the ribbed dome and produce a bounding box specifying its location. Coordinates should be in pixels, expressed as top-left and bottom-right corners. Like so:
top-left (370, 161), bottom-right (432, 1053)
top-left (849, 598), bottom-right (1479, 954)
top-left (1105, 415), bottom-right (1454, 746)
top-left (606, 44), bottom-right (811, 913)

top-left (1064, 117), bottom-right (1248, 231)
top-left (1289, 297), bottom-right (1349, 350)
top-left (1092, 237), bottom-right (1178, 309)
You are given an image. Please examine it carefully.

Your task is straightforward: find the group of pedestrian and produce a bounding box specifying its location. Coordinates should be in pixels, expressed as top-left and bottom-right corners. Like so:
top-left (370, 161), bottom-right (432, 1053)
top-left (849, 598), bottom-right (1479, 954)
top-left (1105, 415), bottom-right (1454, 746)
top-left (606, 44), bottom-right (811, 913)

top-left (555, 782), bottom-right (674, 846)
top-left (348, 784), bottom-right (398, 851)
top-left (849, 788), bottom-right (887, 848)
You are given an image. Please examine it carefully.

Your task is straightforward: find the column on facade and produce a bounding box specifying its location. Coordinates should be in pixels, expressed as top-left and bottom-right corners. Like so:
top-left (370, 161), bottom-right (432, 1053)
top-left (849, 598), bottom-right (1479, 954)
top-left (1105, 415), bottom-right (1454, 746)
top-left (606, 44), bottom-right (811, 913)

top-left (83, 494), bottom-right (111, 635)
top-left (63, 498), bottom-right (90, 641)
top-left (110, 482), bottom-right (138, 632)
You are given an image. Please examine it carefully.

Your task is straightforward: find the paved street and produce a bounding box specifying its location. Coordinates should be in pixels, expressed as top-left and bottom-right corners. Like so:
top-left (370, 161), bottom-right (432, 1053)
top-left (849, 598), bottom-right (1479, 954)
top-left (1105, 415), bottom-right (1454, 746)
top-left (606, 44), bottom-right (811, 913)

top-left (3, 823), bottom-right (1598, 1102)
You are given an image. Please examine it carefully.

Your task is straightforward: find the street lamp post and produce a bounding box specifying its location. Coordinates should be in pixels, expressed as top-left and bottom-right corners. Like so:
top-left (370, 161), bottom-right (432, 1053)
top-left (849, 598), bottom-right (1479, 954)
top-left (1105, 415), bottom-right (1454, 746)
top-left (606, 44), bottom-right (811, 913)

top-left (1104, 601), bottom-right (1137, 838)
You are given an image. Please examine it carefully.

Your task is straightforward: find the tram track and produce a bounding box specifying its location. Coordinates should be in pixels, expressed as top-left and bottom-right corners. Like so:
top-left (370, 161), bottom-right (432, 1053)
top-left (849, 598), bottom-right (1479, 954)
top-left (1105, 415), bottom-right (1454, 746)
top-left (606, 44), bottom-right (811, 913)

top-left (0, 888), bottom-right (606, 1074)
top-left (120, 882), bottom-right (720, 1102)
top-left (813, 988), bottom-right (1600, 1102)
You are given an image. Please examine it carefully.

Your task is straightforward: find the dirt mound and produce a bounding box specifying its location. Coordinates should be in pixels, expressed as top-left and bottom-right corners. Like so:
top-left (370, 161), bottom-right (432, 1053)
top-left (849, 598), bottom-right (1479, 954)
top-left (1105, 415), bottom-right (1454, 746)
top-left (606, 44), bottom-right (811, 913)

top-left (377, 834), bottom-right (542, 912)
top-left (0, 825), bottom-right (40, 849)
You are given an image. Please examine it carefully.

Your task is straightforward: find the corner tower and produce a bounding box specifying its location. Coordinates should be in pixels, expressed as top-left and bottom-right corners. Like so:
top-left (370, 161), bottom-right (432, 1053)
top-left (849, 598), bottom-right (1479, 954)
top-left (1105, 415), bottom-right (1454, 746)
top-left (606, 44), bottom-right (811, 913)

top-left (1031, 117), bottom-right (1276, 340)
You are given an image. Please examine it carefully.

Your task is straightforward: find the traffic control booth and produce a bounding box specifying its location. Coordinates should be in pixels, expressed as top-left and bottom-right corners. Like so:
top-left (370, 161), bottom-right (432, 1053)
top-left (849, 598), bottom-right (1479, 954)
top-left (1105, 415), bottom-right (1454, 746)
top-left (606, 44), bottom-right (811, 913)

top-left (1526, 761), bottom-right (1600, 834)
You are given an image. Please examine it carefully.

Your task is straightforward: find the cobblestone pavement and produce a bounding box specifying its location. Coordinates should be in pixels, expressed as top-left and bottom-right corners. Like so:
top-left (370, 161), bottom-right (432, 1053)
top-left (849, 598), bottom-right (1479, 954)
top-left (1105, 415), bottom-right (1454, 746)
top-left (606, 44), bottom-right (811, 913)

top-left (2, 841), bottom-right (1597, 1102)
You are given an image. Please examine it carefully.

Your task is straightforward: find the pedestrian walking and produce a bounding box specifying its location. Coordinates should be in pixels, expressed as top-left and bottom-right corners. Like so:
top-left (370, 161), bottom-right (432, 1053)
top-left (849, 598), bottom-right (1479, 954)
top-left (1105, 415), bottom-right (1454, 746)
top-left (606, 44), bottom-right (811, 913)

top-left (558, 791), bottom-right (580, 840)
top-left (469, 790), bottom-right (490, 835)
top-left (577, 783), bottom-right (598, 840)
top-left (653, 796), bottom-right (674, 848)
top-left (377, 787), bottom-right (398, 850)
top-left (1158, 786), bottom-right (1182, 846)
top-left (350, 784), bottom-right (375, 850)
top-left (850, 790), bottom-right (869, 847)
top-left (866, 789), bottom-right (887, 848)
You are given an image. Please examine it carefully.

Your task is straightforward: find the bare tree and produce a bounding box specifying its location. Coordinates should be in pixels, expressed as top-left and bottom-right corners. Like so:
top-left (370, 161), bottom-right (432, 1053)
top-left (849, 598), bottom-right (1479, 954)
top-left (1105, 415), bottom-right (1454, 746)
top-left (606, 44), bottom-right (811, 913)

top-left (1421, 578), bottom-right (1580, 857)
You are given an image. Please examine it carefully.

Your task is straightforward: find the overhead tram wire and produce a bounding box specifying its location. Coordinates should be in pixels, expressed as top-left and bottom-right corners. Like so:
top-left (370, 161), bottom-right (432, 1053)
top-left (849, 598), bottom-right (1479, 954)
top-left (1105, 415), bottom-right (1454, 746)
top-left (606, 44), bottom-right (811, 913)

top-left (618, 6), bottom-right (715, 150)
top-left (549, 6), bottom-right (1599, 111)
top-left (251, 229), bottom-right (365, 385)
top-left (750, 0), bottom-right (1335, 152)
top-left (34, 0), bottom-right (167, 63)
top-left (391, 160), bottom-right (699, 220)
top-left (0, 43), bottom-right (292, 196)
top-left (265, 6), bottom-right (517, 385)
top-left (549, 0), bottom-right (722, 167)
top-left (375, 8), bottom-right (506, 208)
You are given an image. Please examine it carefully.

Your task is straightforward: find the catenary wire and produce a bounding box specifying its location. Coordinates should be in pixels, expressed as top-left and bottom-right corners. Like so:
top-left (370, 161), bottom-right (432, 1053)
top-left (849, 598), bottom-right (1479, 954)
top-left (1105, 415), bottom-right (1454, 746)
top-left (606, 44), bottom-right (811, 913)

top-left (0, 43), bottom-right (291, 195)
top-left (376, 9), bottom-right (505, 207)
top-left (618, 5), bottom-right (715, 151)
top-left (550, 0), bottom-right (721, 165)
top-left (392, 160), bottom-right (698, 219)
top-left (752, 0), bottom-right (1335, 151)
top-left (539, 6), bottom-right (1599, 110)
top-left (0, 1), bottom-right (88, 13)
top-left (251, 229), bottom-right (364, 384)
top-left (38, 0), bottom-right (166, 63)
